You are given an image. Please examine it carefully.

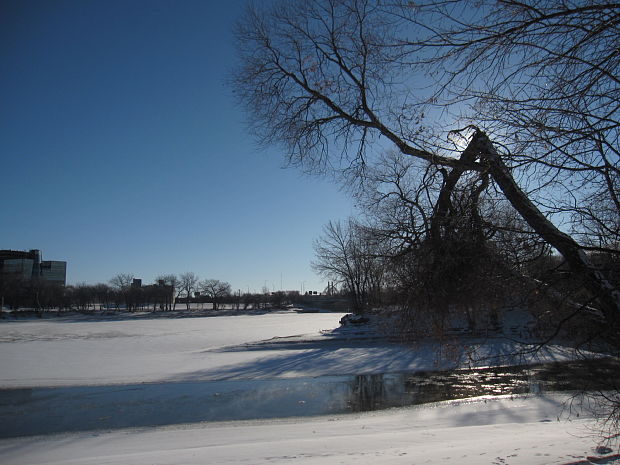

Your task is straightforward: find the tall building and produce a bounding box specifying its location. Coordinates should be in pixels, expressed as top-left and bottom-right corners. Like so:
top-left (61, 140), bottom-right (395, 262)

top-left (0, 249), bottom-right (67, 285)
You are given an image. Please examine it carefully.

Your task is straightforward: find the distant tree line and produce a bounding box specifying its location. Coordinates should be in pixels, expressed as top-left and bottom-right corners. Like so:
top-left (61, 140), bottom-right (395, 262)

top-left (0, 271), bottom-right (306, 313)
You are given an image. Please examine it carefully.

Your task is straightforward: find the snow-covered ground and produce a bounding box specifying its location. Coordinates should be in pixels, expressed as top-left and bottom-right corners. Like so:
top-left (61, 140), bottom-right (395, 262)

top-left (0, 311), bottom-right (617, 464)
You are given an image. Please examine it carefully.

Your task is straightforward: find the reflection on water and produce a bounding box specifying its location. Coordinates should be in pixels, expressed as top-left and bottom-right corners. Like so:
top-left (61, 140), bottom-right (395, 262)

top-left (347, 358), bottom-right (620, 412)
top-left (349, 374), bottom-right (386, 411)
top-left (1, 358), bottom-right (618, 438)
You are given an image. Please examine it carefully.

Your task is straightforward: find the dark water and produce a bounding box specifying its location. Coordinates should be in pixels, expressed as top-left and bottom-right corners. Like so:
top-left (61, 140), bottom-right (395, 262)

top-left (1, 358), bottom-right (618, 438)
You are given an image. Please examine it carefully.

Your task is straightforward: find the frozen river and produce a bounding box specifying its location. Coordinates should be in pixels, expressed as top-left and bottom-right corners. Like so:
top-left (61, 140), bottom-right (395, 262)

top-left (1, 311), bottom-right (616, 440)
top-left (1, 312), bottom-right (617, 465)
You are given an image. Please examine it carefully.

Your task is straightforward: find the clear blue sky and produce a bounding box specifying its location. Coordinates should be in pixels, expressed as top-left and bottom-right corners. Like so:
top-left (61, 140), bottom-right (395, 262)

top-left (0, 0), bottom-right (355, 293)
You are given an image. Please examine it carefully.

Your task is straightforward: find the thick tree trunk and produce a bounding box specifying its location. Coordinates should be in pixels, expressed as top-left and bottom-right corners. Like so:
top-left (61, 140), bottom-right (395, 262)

top-left (472, 130), bottom-right (620, 329)
top-left (430, 145), bottom-right (476, 244)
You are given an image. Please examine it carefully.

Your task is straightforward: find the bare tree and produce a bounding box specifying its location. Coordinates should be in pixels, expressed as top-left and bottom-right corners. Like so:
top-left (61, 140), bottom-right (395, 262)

top-left (109, 273), bottom-right (134, 290)
top-left (73, 283), bottom-right (96, 311)
top-left (398, 0), bottom-right (619, 254)
top-left (396, 0), bottom-right (620, 330)
top-left (199, 279), bottom-right (232, 310)
top-left (155, 274), bottom-right (179, 311)
top-left (179, 272), bottom-right (199, 310)
top-left (109, 273), bottom-right (134, 310)
top-left (313, 219), bottom-right (385, 313)
top-left (233, 0), bottom-right (619, 334)
top-left (357, 151), bottom-right (527, 333)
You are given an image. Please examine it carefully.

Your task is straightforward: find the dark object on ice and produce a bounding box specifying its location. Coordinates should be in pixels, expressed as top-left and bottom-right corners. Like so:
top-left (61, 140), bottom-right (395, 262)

top-left (587, 454), bottom-right (620, 464)
top-left (295, 307), bottom-right (320, 313)
top-left (340, 313), bottom-right (370, 326)
top-left (595, 446), bottom-right (613, 455)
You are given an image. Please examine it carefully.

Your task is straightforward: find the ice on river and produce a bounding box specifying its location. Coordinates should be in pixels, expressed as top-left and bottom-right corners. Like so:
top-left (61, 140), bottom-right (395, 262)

top-left (0, 311), bottom-right (595, 388)
top-left (0, 311), bottom-right (616, 465)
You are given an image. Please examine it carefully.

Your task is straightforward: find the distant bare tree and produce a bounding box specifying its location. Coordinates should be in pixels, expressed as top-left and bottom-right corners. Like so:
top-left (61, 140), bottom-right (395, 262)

top-left (155, 274), bottom-right (178, 311)
top-left (109, 273), bottom-right (134, 291)
top-left (199, 279), bottom-right (232, 310)
top-left (92, 283), bottom-right (111, 311)
top-left (313, 219), bottom-right (385, 313)
top-left (179, 272), bottom-right (199, 310)
top-left (109, 273), bottom-right (134, 310)
top-left (73, 283), bottom-right (95, 311)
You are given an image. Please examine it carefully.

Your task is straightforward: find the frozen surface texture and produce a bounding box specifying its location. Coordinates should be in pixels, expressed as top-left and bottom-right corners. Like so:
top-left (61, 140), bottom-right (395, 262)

top-left (0, 312), bottom-right (596, 388)
top-left (0, 312), bottom-right (617, 465)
